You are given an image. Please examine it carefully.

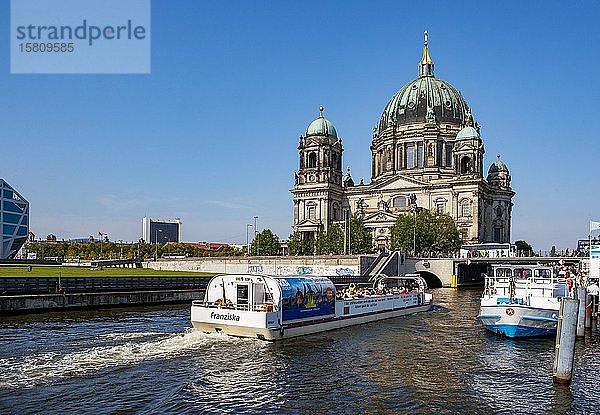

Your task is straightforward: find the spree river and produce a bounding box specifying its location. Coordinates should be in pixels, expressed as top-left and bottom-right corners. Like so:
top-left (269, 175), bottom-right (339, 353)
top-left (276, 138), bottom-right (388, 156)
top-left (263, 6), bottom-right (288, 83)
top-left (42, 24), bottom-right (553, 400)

top-left (1, 289), bottom-right (599, 415)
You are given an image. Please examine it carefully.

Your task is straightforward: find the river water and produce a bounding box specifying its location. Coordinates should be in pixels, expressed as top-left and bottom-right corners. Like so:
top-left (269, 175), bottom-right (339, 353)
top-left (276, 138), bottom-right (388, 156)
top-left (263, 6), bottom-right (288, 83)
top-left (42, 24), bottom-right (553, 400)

top-left (1, 288), bottom-right (599, 414)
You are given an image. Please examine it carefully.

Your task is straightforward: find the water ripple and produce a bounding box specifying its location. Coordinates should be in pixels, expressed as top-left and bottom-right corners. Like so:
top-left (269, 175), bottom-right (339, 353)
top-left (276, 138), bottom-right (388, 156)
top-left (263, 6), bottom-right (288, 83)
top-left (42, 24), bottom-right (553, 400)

top-left (1, 290), bottom-right (599, 415)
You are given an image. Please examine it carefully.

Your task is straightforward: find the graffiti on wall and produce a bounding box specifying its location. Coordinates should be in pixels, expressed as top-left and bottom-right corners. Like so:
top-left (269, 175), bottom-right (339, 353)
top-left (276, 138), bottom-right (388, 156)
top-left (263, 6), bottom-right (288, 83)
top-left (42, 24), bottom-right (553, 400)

top-left (247, 265), bottom-right (264, 273)
top-left (275, 265), bottom-right (357, 277)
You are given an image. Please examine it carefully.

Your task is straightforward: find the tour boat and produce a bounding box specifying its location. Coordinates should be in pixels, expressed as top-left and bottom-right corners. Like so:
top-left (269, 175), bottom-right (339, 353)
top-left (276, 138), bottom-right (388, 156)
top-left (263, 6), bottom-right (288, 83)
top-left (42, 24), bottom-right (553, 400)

top-left (478, 264), bottom-right (569, 338)
top-left (191, 273), bottom-right (433, 341)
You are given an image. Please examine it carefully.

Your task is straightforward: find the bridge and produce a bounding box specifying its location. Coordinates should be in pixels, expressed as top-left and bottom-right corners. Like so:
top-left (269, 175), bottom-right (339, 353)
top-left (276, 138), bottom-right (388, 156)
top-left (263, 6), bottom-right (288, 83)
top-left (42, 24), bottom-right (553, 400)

top-left (403, 255), bottom-right (584, 288)
top-left (355, 251), bottom-right (585, 288)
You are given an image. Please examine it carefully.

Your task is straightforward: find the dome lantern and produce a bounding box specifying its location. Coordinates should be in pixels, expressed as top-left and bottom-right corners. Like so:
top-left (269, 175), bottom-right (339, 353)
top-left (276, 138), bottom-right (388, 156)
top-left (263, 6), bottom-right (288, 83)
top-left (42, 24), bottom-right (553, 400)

top-left (418, 30), bottom-right (434, 77)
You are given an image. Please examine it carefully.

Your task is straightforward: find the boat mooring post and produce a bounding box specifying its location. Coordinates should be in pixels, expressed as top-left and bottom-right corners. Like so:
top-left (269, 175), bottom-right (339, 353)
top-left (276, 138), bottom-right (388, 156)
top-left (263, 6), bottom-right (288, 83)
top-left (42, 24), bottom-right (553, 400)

top-left (576, 287), bottom-right (586, 337)
top-left (585, 292), bottom-right (592, 330)
top-left (553, 298), bottom-right (579, 385)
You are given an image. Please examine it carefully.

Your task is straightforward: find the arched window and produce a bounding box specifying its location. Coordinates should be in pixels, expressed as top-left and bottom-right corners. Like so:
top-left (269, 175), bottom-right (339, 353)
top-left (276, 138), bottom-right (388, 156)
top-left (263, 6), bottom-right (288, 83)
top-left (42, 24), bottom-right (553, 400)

top-left (308, 152), bottom-right (317, 168)
top-left (460, 199), bottom-right (471, 217)
top-left (393, 196), bottom-right (407, 208)
top-left (332, 203), bottom-right (339, 221)
top-left (332, 153), bottom-right (339, 171)
top-left (460, 156), bottom-right (471, 174)
top-left (308, 206), bottom-right (316, 220)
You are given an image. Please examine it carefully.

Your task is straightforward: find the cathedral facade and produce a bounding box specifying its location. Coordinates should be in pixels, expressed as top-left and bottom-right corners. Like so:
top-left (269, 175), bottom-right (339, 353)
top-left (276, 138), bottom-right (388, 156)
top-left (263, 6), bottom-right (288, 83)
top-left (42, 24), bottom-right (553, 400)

top-left (292, 34), bottom-right (514, 250)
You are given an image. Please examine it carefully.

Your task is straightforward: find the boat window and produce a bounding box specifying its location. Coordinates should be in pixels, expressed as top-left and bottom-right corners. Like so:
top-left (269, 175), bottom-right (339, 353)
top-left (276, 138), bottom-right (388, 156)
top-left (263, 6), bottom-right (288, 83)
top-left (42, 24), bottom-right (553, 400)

top-left (264, 291), bottom-right (273, 302)
top-left (495, 268), bottom-right (511, 279)
top-left (236, 284), bottom-right (249, 305)
top-left (534, 269), bottom-right (552, 279)
top-left (514, 268), bottom-right (532, 279)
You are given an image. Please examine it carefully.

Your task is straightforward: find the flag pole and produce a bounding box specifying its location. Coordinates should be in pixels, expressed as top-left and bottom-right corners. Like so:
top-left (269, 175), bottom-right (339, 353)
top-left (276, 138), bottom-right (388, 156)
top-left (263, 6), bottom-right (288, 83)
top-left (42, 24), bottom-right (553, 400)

top-left (589, 220), bottom-right (592, 256)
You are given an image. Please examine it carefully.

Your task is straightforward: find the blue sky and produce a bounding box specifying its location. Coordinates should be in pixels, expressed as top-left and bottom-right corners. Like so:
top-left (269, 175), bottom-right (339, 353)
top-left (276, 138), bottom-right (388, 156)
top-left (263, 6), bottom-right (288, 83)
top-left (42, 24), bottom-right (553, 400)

top-left (1, 1), bottom-right (599, 250)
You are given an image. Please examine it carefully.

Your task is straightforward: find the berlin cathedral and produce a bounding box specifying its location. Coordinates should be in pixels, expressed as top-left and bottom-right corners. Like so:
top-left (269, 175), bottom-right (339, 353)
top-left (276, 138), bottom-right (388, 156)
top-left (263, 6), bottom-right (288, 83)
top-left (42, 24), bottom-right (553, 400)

top-left (291, 33), bottom-right (514, 251)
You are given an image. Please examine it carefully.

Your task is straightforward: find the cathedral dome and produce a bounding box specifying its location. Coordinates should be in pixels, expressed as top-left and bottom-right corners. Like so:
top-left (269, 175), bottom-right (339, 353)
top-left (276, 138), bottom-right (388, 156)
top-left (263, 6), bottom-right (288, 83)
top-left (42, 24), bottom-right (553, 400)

top-left (488, 157), bottom-right (509, 174)
top-left (456, 126), bottom-right (480, 140)
top-left (378, 34), bottom-right (470, 132)
top-left (306, 106), bottom-right (337, 138)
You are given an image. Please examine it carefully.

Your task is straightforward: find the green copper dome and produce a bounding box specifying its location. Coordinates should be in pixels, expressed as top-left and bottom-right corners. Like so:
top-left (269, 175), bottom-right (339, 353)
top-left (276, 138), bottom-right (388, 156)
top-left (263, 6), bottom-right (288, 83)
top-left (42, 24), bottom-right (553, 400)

top-left (378, 33), bottom-right (470, 132)
top-left (489, 157), bottom-right (509, 174)
top-left (456, 126), bottom-right (480, 140)
top-left (379, 76), bottom-right (470, 132)
top-left (306, 107), bottom-right (338, 138)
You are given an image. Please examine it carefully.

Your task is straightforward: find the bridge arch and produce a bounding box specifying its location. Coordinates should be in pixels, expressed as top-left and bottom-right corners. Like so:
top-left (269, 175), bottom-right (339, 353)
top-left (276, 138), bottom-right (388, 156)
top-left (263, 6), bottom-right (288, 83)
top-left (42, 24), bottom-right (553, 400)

top-left (415, 271), bottom-right (443, 288)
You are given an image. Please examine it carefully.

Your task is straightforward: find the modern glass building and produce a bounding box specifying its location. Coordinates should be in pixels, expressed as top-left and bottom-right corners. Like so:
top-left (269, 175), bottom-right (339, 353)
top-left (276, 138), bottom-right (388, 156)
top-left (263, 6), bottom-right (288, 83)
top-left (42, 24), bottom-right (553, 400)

top-left (0, 179), bottom-right (29, 259)
top-left (142, 217), bottom-right (182, 243)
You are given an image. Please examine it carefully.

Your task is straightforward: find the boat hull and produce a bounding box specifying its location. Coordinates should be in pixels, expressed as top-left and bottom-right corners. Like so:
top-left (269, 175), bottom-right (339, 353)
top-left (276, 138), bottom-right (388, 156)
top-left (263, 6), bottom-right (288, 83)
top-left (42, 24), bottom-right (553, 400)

top-left (192, 303), bottom-right (432, 341)
top-left (479, 304), bottom-right (559, 338)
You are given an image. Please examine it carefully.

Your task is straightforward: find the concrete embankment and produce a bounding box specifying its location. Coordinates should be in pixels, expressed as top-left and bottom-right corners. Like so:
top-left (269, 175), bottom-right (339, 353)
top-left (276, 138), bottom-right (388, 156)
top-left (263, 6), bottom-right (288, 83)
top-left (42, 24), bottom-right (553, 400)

top-left (143, 255), bottom-right (367, 276)
top-left (0, 275), bottom-right (210, 314)
top-left (0, 289), bottom-right (203, 314)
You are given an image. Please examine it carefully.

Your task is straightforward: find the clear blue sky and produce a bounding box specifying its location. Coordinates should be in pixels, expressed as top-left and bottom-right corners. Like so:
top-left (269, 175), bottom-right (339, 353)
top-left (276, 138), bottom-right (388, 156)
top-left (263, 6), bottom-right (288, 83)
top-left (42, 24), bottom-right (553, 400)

top-left (1, 1), bottom-right (599, 251)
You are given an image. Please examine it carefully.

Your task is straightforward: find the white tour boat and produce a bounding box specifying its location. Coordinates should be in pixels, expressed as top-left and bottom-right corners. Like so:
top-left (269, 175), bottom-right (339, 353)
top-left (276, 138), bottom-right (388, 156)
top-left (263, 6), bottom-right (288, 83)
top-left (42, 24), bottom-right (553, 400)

top-left (478, 264), bottom-right (569, 338)
top-left (191, 274), bottom-right (433, 341)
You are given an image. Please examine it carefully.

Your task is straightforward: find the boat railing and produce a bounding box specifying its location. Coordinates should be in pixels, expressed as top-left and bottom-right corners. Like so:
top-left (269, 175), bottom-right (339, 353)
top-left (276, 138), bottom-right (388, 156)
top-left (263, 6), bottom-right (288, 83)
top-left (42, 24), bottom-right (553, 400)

top-left (192, 300), bottom-right (277, 312)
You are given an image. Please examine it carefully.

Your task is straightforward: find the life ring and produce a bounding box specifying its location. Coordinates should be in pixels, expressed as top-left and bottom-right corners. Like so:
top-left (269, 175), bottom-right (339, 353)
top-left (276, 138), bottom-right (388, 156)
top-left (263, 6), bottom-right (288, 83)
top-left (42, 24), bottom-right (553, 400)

top-left (506, 307), bottom-right (515, 316)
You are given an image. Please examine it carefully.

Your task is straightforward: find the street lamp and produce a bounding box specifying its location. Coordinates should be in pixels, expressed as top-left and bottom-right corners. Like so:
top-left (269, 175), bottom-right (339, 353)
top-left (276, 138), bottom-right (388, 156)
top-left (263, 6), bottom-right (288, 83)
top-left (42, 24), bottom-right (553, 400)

top-left (246, 224), bottom-right (253, 256)
top-left (155, 229), bottom-right (162, 260)
top-left (413, 211), bottom-right (417, 256)
top-left (409, 193), bottom-right (417, 256)
top-left (99, 232), bottom-right (107, 259)
top-left (253, 216), bottom-right (259, 255)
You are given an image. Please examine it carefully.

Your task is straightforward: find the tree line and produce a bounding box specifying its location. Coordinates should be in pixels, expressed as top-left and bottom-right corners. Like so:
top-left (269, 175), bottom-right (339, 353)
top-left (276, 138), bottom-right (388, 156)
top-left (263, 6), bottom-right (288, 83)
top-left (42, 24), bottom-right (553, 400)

top-left (24, 241), bottom-right (242, 260)
top-left (26, 209), bottom-right (480, 259)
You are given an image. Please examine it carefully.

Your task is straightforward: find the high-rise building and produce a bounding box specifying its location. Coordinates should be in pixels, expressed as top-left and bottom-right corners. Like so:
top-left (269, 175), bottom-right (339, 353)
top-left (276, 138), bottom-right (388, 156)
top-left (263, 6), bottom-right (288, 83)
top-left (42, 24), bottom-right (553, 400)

top-left (0, 179), bottom-right (29, 259)
top-left (142, 217), bottom-right (182, 243)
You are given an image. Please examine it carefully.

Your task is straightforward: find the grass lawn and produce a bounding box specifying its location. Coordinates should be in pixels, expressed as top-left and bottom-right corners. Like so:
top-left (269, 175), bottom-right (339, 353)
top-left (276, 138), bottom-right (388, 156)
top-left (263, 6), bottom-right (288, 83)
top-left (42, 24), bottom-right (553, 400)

top-left (0, 265), bottom-right (215, 278)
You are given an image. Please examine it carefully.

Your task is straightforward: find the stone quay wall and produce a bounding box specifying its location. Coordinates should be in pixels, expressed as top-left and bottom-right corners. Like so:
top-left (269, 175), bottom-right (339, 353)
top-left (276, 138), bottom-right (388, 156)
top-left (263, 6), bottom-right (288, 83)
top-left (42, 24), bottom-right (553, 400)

top-left (0, 289), bottom-right (203, 314)
top-left (144, 255), bottom-right (366, 278)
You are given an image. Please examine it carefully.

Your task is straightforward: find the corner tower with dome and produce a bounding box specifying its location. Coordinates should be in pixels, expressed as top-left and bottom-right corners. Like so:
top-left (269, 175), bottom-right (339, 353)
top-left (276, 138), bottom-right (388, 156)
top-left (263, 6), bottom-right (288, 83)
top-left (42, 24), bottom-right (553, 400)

top-left (292, 33), bottom-right (514, 249)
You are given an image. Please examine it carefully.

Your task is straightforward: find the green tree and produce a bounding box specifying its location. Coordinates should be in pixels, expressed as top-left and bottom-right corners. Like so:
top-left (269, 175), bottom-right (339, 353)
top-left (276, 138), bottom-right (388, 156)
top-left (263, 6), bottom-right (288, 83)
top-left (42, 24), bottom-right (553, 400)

top-left (287, 232), bottom-right (315, 256)
top-left (313, 224), bottom-right (345, 255)
top-left (390, 209), bottom-right (461, 254)
top-left (514, 240), bottom-right (534, 256)
top-left (314, 231), bottom-right (328, 255)
top-left (348, 216), bottom-right (373, 254)
top-left (251, 229), bottom-right (280, 256)
top-left (327, 224), bottom-right (345, 254)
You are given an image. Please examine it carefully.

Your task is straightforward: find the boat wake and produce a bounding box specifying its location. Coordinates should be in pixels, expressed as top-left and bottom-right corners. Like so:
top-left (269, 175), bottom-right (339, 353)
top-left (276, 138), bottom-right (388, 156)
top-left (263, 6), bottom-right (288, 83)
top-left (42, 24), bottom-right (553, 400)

top-left (0, 329), bottom-right (238, 389)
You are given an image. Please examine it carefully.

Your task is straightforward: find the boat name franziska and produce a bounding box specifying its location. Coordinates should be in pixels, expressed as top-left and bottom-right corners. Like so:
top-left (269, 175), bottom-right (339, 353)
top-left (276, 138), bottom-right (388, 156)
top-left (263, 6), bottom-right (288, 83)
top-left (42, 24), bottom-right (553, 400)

top-left (209, 312), bottom-right (241, 321)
